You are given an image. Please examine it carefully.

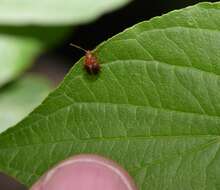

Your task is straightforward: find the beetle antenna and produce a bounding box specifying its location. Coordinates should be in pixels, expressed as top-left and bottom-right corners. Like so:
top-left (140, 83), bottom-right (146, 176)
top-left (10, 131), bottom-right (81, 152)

top-left (70, 43), bottom-right (87, 53)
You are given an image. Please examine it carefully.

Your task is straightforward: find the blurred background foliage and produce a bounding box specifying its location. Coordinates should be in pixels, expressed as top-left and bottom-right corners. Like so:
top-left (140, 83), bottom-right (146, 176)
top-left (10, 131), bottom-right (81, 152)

top-left (0, 0), bottom-right (217, 189)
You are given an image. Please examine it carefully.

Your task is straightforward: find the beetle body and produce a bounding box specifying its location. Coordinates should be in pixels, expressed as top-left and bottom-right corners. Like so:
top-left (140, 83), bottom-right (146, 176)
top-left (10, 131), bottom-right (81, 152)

top-left (70, 43), bottom-right (100, 75)
top-left (84, 51), bottom-right (100, 74)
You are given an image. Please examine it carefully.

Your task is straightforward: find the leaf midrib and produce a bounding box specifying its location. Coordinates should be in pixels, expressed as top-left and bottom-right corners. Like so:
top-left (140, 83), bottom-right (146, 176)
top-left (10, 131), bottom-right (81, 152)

top-left (1, 99), bottom-right (220, 141)
top-left (0, 134), bottom-right (219, 151)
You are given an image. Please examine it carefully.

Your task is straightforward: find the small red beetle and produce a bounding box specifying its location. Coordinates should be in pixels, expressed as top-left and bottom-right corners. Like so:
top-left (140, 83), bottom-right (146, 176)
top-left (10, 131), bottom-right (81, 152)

top-left (70, 43), bottom-right (100, 74)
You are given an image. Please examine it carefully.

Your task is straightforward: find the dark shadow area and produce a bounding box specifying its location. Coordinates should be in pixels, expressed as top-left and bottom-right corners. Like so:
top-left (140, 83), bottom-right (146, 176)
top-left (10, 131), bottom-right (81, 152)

top-left (0, 173), bottom-right (26, 190)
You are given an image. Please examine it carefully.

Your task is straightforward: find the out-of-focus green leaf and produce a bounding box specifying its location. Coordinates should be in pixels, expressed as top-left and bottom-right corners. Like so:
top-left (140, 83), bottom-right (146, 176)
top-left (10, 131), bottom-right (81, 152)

top-left (0, 26), bottom-right (71, 46)
top-left (0, 35), bottom-right (41, 86)
top-left (0, 0), bottom-right (131, 25)
top-left (0, 26), bottom-right (71, 87)
top-left (0, 75), bottom-right (51, 133)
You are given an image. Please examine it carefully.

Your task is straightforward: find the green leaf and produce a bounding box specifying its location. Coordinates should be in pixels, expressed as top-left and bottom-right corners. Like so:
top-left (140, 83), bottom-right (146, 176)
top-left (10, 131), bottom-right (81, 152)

top-left (1, 2), bottom-right (220, 189)
top-left (0, 0), bottom-right (131, 25)
top-left (0, 26), bottom-right (72, 46)
top-left (0, 26), bottom-right (71, 86)
top-left (0, 75), bottom-right (51, 133)
top-left (0, 34), bottom-right (41, 86)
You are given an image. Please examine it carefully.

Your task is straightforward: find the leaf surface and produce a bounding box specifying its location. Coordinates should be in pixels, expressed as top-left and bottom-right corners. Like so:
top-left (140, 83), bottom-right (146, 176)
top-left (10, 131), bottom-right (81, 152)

top-left (0, 0), bottom-right (131, 25)
top-left (0, 75), bottom-right (51, 133)
top-left (1, 2), bottom-right (220, 189)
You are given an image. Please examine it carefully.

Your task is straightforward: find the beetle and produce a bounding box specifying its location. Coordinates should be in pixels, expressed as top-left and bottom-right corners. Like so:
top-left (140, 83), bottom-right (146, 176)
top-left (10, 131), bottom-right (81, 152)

top-left (70, 43), bottom-right (100, 74)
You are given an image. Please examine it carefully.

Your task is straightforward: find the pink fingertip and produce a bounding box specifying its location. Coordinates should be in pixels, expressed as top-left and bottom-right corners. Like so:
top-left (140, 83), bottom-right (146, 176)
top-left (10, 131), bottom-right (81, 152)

top-left (30, 154), bottom-right (138, 190)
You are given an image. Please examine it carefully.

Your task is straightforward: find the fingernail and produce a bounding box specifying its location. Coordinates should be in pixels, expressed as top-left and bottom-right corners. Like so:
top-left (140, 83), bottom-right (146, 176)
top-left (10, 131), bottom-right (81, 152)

top-left (31, 154), bottom-right (138, 190)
